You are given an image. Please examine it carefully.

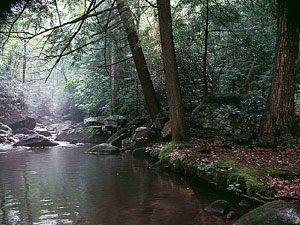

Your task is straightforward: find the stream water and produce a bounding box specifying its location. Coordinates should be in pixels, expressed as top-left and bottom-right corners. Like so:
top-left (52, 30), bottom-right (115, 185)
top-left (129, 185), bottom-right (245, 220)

top-left (0, 145), bottom-right (241, 225)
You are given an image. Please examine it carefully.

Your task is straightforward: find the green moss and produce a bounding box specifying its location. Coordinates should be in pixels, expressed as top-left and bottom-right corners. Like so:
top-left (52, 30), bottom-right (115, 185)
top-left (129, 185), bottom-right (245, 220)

top-left (217, 158), bottom-right (261, 195)
top-left (265, 166), bottom-right (300, 180)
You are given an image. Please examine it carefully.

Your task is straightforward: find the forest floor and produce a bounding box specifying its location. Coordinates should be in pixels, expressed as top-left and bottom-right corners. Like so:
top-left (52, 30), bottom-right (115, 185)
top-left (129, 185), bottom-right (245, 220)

top-left (151, 136), bottom-right (300, 205)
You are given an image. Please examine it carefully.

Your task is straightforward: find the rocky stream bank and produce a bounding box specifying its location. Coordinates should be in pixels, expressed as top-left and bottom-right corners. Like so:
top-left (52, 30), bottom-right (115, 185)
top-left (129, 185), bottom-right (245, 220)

top-left (1, 108), bottom-right (300, 224)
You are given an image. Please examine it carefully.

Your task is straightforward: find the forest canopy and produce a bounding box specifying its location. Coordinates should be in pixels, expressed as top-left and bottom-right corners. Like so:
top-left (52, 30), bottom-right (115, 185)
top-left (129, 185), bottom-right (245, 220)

top-left (0, 0), bottom-right (300, 143)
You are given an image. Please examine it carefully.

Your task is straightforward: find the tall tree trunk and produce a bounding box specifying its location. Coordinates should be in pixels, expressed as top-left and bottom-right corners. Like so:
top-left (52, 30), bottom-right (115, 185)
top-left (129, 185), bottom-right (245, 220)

top-left (110, 43), bottom-right (117, 115)
top-left (116, 0), bottom-right (161, 118)
top-left (258, 0), bottom-right (300, 143)
top-left (202, 0), bottom-right (209, 99)
top-left (157, 0), bottom-right (187, 143)
top-left (22, 40), bottom-right (27, 83)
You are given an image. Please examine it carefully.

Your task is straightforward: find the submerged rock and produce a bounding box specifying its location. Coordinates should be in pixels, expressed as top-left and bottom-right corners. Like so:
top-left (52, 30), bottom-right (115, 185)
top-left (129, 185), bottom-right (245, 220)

top-left (233, 200), bottom-right (300, 225)
top-left (204, 200), bottom-right (231, 215)
top-left (13, 134), bottom-right (59, 147)
top-left (86, 143), bottom-right (120, 155)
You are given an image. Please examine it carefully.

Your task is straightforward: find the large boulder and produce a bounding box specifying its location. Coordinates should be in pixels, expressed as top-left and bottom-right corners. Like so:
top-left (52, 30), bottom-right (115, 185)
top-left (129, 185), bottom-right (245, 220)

top-left (86, 143), bottom-right (120, 155)
top-left (14, 128), bottom-right (37, 135)
top-left (233, 200), bottom-right (300, 225)
top-left (13, 134), bottom-right (59, 147)
top-left (132, 127), bottom-right (160, 147)
top-left (106, 128), bottom-right (132, 148)
top-left (7, 116), bottom-right (36, 131)
top-left (104, 115), bottom-right (128, 127)
top-left (56, 125), bottom-right (118, 143)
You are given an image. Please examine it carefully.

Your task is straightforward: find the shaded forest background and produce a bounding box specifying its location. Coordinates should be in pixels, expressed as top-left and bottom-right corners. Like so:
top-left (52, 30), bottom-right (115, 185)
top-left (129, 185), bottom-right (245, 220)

top-left (0, 0), bottom-right (300, 143)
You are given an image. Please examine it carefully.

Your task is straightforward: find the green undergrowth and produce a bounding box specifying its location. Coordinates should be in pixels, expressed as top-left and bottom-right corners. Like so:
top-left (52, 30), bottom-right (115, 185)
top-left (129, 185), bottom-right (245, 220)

top-left (265, 166), bottom-right (300, 180)
top-left (150, 143), bottom-right (269, 197)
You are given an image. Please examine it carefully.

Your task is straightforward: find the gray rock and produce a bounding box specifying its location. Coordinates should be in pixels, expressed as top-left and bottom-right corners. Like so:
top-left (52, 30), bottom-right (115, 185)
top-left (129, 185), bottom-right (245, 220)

top-left (86, 143), bottom-right (120, 155)
top-left (204, 200), bottom-right (231, 215)
top-left (8, 116), bottom-right (36, 131)
top-left (13, 134), bottom-right (59, 147)
top-left (56, 125), bottom-right (118, 144)
top-left (104, 115), bottom-right (127, 127)
top-left (36, 130), bottom-right (52, 137)
top-left (14, 128), bottom-right (37, 135)
top-left (233, 200), bottom-right (300, 225)
top-left (84, 116), bottom-right (105, 126)
top-left (132, 127), bottom-right (160, 146)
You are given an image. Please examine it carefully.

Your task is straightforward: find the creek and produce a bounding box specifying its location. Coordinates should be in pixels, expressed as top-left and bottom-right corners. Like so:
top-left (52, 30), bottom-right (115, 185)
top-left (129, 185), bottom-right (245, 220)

top-left (0, 144), bottom-right (242, 225)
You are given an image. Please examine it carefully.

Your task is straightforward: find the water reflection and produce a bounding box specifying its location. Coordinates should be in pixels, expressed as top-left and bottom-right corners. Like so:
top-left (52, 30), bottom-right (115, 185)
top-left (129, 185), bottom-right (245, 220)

top-left (0, 146), bottom-right (234, 225)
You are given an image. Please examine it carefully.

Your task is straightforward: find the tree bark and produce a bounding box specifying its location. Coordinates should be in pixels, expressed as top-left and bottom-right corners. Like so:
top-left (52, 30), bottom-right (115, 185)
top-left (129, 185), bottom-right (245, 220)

top-left (116, 0), bottom-right (161, 118)
top-left (157, 0), bottom-right (188, 143)
top-left (202, 0), bottom-right (209, 99)
top-left (258, 0), bottom-right (300, 143)
top-left (22, 40), bottom-right (27, 83)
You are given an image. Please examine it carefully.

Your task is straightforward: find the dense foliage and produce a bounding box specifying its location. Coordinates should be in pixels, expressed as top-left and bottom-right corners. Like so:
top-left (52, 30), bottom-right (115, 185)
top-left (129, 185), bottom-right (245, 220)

top-left (0, 0), bottom-right (299, 122)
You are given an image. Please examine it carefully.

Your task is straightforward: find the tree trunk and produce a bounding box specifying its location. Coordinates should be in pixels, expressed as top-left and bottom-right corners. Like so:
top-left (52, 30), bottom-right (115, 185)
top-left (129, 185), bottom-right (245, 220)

top-left (258, 0), bottom-right (300, 143)
top-left (202, 0), bottom-right (209, 99)
top-left (110, 43), bottom-right (117, 115)
top-left (157, 0), bottom-right (188, 143)
top-left (116, 0), bottom-right (161, 118)
top-left (243, 58), bottom-right (256, 94)
top-left (22, 40), bottom-right (27, 83)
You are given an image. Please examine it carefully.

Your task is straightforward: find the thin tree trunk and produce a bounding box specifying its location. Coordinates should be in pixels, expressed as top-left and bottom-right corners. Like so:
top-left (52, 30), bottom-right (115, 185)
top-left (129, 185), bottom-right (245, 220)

top-left (258, 0), bottom-right (300, 143)
top-left (157, 0), bottom-right (187, 143)
top-left (22, 40), bottom-right (27, 83)
top-left (243, 58), bottom-right (256, 94)
top-left (110, 43), bottom-right (117, 115)
top-left (116, 0), bottom-right (161, 118)
top-left (202, 0), bottom-right (209, 99)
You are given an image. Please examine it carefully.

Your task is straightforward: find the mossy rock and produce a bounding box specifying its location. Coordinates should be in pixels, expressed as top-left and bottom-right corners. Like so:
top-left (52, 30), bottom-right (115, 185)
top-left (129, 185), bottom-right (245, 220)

top-left (56, 125), bottom-right (118, 143)
top-left (106, 128), bottom-right (132, 148)
top-left (233, 200), bottom-right (300, 225)
top-left (86, 143), bottom-right (120, 155)
top-left (204, 200), bottom-right (231, 215)
top-left (217, 159), bottom-right (261, 195)
top-left (13, 134), bottom-right (59, 147)
top-left (0, 122), bottom-right (12, 137)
